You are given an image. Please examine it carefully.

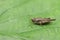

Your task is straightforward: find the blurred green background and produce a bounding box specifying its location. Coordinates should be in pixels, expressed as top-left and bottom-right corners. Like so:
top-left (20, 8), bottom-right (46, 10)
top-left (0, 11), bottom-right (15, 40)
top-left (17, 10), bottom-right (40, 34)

top-left (0, 0), bottom-right (60, 40)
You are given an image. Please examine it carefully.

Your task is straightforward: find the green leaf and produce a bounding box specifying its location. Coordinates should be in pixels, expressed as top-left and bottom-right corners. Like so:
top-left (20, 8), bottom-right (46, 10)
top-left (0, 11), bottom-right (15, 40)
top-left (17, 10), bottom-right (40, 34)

top-left (0, 0), bottom-right (60, 40)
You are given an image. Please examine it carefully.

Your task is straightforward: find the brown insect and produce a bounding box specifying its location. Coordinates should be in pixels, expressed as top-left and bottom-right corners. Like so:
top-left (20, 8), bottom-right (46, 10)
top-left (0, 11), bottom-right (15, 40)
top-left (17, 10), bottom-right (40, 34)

top-left (32, 18), bottom-right (56, 25)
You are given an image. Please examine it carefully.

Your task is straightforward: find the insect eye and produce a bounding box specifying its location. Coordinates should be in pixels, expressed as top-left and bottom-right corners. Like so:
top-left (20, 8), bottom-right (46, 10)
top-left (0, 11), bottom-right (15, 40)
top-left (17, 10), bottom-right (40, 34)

top-left (47, 18), bottom-right (50, 19)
